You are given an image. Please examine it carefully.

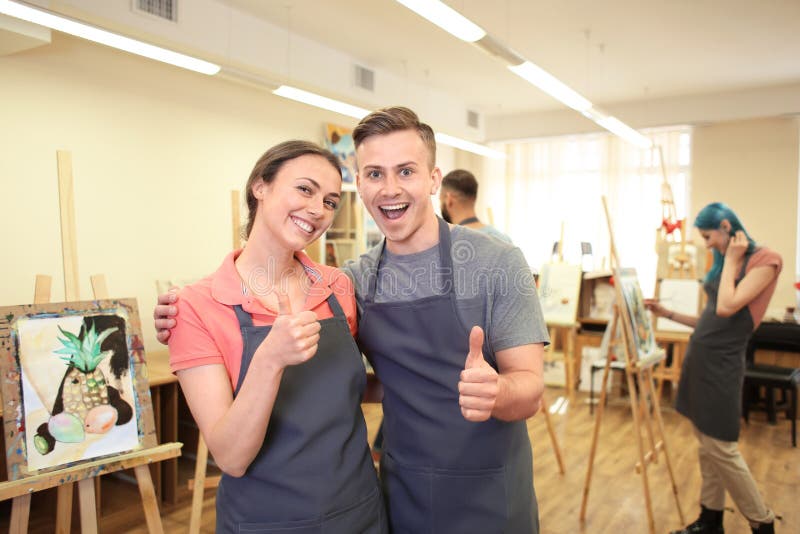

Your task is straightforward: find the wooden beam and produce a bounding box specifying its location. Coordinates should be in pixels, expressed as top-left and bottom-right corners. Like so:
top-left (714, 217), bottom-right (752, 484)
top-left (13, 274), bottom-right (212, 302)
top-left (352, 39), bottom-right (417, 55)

top-left (57, 150), bottom-right (80, 301)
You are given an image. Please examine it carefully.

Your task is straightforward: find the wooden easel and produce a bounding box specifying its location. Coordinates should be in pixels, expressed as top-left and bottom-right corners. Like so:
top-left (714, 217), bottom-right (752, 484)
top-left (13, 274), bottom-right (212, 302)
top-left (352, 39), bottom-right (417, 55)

top-left (652, 168), bottom-right (698, 399)
top-left (1, 273), bottom-right (182, 533)
top-left (579, 197), bottom-right (684, 534)
top-left (0, 151), bottom-right (181, 532)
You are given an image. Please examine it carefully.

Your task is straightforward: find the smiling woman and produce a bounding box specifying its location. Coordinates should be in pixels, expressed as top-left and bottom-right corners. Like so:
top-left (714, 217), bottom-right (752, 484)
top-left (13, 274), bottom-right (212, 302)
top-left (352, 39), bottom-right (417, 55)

top-left (160, 140), bottom-right (387, 533)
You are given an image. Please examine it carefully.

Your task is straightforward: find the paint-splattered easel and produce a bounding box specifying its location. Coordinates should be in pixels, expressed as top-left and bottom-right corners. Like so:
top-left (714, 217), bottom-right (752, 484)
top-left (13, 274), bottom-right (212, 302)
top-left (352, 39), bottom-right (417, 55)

top-left (578, 196), bottom-right (684, 534)
top-left (0, 151), bottom-right (181, 533)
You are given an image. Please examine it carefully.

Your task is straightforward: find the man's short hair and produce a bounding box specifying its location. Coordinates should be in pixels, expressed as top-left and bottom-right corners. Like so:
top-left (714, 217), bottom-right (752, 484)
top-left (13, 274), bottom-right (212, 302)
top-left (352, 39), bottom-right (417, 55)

top-left (353, 106), bottom-right (436, 168)
top-left (441, 169), bottom-right (478, 200)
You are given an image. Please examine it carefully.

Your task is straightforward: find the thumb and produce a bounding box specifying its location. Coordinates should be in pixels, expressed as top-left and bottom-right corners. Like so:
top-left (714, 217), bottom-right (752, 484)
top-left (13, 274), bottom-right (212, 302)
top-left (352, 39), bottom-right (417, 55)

top-left (465, 326), bottom-right (485, 369)
top-left (276, 290), bottom-right (293, 316)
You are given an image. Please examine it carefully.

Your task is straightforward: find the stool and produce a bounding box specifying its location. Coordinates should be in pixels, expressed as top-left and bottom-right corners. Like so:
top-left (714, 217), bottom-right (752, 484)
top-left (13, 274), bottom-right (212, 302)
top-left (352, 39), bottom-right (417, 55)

top-left (742, 364), bottom-right (800, 447)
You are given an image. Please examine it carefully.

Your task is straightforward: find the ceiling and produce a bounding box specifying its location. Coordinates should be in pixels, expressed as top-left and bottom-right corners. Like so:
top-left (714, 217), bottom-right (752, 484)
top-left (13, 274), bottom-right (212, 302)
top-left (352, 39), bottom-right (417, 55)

top-left (220, 0), bottom-right (800, 118)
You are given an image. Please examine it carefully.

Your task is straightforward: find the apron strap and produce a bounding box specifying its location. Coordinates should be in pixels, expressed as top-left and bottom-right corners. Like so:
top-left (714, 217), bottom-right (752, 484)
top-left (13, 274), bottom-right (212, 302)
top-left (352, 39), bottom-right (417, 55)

top-left (232, 304), bottom-right (254, 327)
top-left (326, 293), bottom-right (346, 318)
top-left (366, 216), bottom-right (455, 302)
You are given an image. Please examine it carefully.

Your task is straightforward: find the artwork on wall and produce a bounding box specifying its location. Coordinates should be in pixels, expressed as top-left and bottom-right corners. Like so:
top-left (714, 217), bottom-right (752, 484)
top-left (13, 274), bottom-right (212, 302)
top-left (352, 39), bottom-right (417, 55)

top-left (615, 268), bottom-right (661, 365)
top-left (0, 299), bottom-right (155, 479)
top-left (538, 262), bottom-right (582, 326)
top-left (324, 123), bottom-right (357, 184)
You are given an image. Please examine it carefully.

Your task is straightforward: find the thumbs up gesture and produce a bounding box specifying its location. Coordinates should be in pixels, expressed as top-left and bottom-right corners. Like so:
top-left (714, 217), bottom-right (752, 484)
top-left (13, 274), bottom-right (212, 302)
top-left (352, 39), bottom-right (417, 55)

top-left (458, 326), bottom-right (499, 422)
top-left (256, 290), bottom-right (321, 368)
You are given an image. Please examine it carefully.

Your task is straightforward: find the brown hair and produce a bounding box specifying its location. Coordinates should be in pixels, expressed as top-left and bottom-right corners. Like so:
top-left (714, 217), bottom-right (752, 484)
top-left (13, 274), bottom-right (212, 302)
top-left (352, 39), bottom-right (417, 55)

top-left (352, 106), bottom-right (436, 167)
top-left (243, 140), bottom-right (341, 238)
top-left (441, 169), bottom-right (478, 200)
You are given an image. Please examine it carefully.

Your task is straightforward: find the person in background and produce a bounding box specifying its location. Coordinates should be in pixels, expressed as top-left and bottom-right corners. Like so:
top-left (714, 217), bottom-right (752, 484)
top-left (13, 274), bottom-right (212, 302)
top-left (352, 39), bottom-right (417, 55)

top-left (166, 141), bottom-right (385, 533)
top-left (440, 168), bottom-right (512, 243)
top-left (646, 202), bottom-right (782, 534)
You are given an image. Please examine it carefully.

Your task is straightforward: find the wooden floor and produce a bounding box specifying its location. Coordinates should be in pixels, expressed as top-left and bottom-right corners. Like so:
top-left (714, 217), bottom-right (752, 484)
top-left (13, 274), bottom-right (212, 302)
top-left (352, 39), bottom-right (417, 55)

top-left (4, 387), bottom-right (797, 533)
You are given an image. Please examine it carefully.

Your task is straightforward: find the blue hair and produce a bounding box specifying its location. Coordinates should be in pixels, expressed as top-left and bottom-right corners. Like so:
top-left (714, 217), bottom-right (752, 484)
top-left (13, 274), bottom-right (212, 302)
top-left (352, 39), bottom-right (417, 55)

top-left (694, 202), bottom-right (755, 282)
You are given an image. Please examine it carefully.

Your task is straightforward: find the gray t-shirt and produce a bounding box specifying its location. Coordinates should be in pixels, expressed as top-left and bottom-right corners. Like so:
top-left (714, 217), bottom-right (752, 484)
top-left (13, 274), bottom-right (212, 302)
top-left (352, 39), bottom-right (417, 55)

top-left (343, 225), bottom-right (549, 357)
top-left (478, 224), bottom-right (513, 244)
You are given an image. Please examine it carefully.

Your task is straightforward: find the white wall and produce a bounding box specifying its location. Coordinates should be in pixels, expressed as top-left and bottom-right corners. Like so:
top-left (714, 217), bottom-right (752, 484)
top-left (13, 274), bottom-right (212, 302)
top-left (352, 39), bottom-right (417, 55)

top-left (0, 33), bottom-right (456, 353)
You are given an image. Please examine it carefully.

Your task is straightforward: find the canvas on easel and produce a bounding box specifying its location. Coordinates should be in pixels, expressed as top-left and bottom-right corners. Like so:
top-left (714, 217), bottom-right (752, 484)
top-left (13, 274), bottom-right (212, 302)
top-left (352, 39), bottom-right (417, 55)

top-left (655, 278), bottom-right (700, 333)
top-left (538, 262), bottom-right (582, 327)
top-left (0, 299), bottom-right (156, 479)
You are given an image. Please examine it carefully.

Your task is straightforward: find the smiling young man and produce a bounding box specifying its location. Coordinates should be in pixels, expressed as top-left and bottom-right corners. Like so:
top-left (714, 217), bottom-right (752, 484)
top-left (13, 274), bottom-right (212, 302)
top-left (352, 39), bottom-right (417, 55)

top-left (344, 107), bottom-right (548, 533)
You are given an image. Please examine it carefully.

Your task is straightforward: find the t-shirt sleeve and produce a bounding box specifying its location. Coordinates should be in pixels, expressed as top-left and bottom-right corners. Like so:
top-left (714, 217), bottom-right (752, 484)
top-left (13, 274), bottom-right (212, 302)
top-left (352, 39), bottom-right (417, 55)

top-left (168, 286), bottom-right (225, 373)
top-left (747, 248), bottom-right (783, 274)
top-left (488, 247), bottom-right (550, 352)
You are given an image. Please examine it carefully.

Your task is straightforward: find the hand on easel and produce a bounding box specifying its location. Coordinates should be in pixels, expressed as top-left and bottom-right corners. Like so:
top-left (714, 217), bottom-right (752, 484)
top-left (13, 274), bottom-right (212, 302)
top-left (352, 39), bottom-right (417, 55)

top-left (458, 326), bottom-right (498, 422)
top-left (255, 290), bottom-right (320, 368)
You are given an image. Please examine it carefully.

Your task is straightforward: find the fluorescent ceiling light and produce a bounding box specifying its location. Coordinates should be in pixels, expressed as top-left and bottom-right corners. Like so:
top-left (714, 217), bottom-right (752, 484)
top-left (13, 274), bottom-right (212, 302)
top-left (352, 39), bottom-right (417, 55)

top-left (273, 86), bottom-right (503, 159)
top-left (435, 133), bottom-right (506, 160)
top-left (273, 85), bottom-right (370, 120)
top-left (595, 116), bottom-right (653, 149)
top-left (0, 0), bottom-right (219, 75)
top-left (508, 61), bottom-right (592, 113)
top-left (394, 0), bottom-right (486, 42)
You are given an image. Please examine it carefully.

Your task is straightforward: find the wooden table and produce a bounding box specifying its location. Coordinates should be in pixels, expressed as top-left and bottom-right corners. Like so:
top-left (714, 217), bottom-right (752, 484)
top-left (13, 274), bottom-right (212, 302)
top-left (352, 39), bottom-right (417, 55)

top-left (652, 330), bottom-right (691, 399)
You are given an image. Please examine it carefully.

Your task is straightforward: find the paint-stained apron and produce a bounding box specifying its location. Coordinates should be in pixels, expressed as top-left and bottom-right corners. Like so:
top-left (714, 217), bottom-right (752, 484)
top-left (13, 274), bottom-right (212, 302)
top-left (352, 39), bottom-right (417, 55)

top-left (215, 294), bottom-right (386, 534)
top-left (676, 255), bottom-right (752, 442)
top-left (358, 217), bottom-right (537, 534)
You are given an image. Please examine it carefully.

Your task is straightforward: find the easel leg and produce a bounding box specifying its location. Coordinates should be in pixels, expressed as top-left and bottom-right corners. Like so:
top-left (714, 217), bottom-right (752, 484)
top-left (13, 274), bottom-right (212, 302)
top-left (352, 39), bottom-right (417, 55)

top-left (78, 478), bottom-right (99, 534)
top-left (646, 370), bottom-right (686, 524)
top-left (580, 356), bottom-right (613, 521)
top-left (627, 370), bottom-right (656, 534)
top-left (134, 464), bottom-right (165, 534)
top-left (639, 374), bottom-right (659, 466)
top-left (56, 483), bottom-right (73, 533)
top-left (189, 436), bottom-right (210, 534)
top-left (540, 394), bottom-right (566, 474)
top-left (9, 494), bottom-right (31, 534)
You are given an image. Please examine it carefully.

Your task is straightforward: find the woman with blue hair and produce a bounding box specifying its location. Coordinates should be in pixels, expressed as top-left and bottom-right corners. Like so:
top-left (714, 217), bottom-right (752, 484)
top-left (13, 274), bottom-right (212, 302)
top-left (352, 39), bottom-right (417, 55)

top-left (647, 202), bottom-right (782, 534)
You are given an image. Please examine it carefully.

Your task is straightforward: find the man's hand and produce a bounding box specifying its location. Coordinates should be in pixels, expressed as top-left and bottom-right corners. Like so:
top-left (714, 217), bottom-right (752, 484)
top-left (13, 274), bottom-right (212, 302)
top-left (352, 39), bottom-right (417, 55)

top-left (254, 291), bottom-right (321, 369)
top-left (458, 326), bottom-right (499, 422)
top-left (154, 290), bottom-right (178, 345)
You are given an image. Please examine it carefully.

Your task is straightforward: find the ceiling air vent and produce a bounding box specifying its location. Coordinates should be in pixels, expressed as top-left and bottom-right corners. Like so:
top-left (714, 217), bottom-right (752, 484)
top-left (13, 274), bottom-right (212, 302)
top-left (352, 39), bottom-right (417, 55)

top-left (467, 110), bottom-right (480, 129)
top-left (134, 0), bottom-right (177, 22)
top-left (354, 65), bottom-right (375, 92)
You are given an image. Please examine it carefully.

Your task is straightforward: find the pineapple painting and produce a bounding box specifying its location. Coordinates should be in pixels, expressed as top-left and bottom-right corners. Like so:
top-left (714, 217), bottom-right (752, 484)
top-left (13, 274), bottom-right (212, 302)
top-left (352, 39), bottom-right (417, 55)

top-left (33, 322), bottom-right (134, 455)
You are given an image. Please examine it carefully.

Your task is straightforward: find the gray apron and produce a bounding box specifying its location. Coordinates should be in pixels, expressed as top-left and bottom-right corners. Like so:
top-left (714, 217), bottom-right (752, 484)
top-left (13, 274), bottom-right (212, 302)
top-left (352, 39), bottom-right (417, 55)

top-left (676, 254), bottom-right (753, 442)
top-left (215, 294), bottom-right (386, 533)
top-left (358, 217), bottom-right (537, 534)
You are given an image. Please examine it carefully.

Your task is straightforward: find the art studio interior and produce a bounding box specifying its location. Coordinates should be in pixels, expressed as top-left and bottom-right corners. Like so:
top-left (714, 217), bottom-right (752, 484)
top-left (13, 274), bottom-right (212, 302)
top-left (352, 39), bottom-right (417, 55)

top-left (1, 1), bottom-right (799, 533)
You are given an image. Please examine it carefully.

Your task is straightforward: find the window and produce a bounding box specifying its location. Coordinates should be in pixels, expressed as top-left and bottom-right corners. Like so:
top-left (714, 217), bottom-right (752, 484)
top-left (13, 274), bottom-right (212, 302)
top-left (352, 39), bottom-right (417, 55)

top-left (485, 126), bottom-right (692, 296)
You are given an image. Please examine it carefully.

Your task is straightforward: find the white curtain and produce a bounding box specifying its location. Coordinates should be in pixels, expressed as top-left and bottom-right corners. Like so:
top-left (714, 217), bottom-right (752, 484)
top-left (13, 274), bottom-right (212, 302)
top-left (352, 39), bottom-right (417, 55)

top-left (484, 126), bottom-right (691, 297)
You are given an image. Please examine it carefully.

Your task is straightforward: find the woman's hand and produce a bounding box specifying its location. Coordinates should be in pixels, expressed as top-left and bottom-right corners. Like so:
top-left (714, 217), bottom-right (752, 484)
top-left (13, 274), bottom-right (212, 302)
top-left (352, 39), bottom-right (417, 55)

top-left (255, 291), bottom-right (321, 369)
top-left (725, 230), bottom-right (748, 263)
top-left (644, 298), bottom-right (668, 317)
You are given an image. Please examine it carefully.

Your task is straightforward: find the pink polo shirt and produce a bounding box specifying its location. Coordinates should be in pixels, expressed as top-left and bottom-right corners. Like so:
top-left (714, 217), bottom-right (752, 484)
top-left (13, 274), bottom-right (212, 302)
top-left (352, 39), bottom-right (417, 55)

top-left (168, 249), bottom-right (358, 388)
